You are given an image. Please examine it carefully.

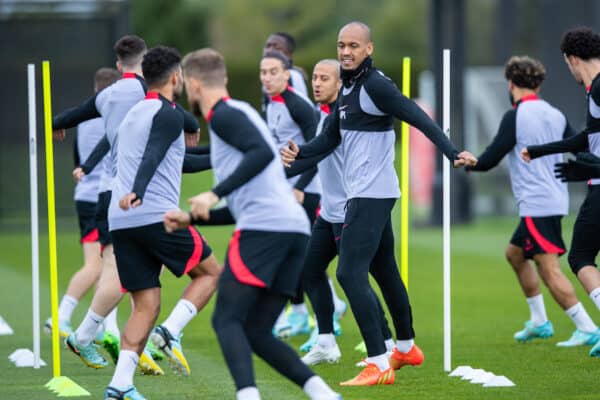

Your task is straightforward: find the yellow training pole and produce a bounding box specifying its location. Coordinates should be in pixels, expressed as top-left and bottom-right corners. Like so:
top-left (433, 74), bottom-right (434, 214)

top-left (42, 60), bottom-right (61, 379)
top-left (400, 57), bottom-right (411, 290)
top-left (42, 60), bottom-right (90, 397)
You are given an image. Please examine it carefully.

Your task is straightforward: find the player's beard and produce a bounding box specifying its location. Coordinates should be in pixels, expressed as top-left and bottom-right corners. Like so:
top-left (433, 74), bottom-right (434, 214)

top-left (190, 99), bottom-right (202, 117)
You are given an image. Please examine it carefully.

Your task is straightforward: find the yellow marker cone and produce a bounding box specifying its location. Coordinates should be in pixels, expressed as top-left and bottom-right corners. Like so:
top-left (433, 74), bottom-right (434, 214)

top-left (42, 61), bottom-right (89, 397)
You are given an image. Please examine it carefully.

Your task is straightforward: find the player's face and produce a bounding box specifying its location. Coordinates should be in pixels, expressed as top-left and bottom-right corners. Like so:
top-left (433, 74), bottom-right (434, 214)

top-left (264, 35), bottom-right (290, 58)
top-left (173, 66), bottom-right (184, 100)
top-left (183, 74), bottom-right (202, 117)
top-left (260, 58), bottom-right (290, 96)
top-left (312, 63), bottom-right (341, 104)
top-left (564, 54), bottom-right (584, 85)
top-left (337, 27), bottom-right (373, 70)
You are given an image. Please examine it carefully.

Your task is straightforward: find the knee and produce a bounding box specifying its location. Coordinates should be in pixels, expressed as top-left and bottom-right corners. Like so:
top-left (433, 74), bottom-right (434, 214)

top-left (505, 247), bottom-right (524, 268)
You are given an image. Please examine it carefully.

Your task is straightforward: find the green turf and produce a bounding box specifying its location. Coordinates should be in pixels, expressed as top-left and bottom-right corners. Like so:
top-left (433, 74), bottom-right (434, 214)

top-left (1, 171), bottom-right (598, 399)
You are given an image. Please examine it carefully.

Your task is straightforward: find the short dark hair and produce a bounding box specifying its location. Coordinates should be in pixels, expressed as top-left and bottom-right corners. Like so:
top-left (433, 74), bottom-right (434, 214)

top-left (262, 50), bottom-right (291, 70)
top-left (504, 56), bottom-right (546, 89)
top-left (560, 27), bottom-right (600, 60)
top-left (274, 32), bottom-right (296, 53)
top-left (114, 35), bottom-right (147, 67)
top-left (142, 46), bottom-right (181, 87)
top-left (182, 48), bottom-right (227, 88)
top-left (94, 67), bottom-right (120, 92)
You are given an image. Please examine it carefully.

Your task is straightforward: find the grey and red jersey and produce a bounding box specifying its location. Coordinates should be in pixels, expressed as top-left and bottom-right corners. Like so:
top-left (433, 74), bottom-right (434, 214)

top-left (74, 117), bottom-right (106, 203)
top-left (208, 97), bottom-right (310, 235)
top-left (470, 94), bottom-right (571, 217)
top-left (316, 102), bottom-right (346, 224)
top-left (109, 92), bottom-right (185, 231)
top-left (264, 86), bottom-right (322, 195)
top-left (528, 73), bottom-right (600, 186)
top-left (298, 58), bottom-right (459, 201)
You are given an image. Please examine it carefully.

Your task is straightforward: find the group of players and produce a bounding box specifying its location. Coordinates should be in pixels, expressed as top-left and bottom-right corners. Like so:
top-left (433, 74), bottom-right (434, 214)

top-left (47, 19), bottom-right (600, 400)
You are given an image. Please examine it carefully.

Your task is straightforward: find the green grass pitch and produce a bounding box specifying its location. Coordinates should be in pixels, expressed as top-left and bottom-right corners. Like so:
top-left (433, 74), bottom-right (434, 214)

top-left (0, 171), bottom-right (598, 399)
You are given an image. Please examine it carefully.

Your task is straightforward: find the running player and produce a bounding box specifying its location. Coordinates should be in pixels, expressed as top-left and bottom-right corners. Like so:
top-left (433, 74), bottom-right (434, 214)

top-left (281, 21), bottom-right (477, 385)
top-left (164, 47), bottom-right (342, 400)
top-left (261, 50), bottom-right (322, 337)
top-left (44, 67), bottom-right (120, 339)
top-left (104, 46), bottom-right (220, 400)
top-left (521, 27), bottom-right (600, 356)
top-left (468, 56), bottom-right (599, 346)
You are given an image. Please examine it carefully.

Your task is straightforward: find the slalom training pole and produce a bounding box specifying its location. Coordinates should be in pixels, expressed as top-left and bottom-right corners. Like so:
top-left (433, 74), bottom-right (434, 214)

top-left (442, 49), bottom-right (452, 373)
top-left (42, 60), bottom-right (90, 397)
top-left (400, 57), bottom-right (411, 290)
top-left (28, 63), bottom-right (41, 369)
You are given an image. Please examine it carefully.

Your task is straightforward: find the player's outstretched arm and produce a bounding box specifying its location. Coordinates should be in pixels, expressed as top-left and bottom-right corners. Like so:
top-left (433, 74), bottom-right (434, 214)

top-left (79, 134), bottom-right (110, 174)
top-left (554, 152), bottom-right (600, 181)
top-left (522, 130), bottom-right (589, 163)
top-left (468, 110), bottom-right (516, 172)
top-left (182, 153), bottom-right (212, 173)
top-left (52, 95), bottom-right (101, 138)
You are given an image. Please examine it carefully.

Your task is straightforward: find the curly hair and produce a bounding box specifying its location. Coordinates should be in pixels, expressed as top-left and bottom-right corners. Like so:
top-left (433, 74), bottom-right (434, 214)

top-left (504, 56), bottom-right (546, 89)
top-left (142, 46), bottom-right (181, 87)
top-left (560, 27), bottom-right (600, 60)
top-left (114, 35), bottom-right (146, 67)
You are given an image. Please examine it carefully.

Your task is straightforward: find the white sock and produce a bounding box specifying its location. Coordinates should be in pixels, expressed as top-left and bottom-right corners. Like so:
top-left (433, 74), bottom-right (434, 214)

top-left (303, 376), bottom-right (338, 400)
top-left (526, 294), bottom-right (548, 327)
top-left (109, 350), bottom-right (139, 390)
top-left (58, 295), bottom-right (78, 324)
top-left (291, 303), bottom-right (308, 315)
top-left (75, 309), bottom-right (104, 346)
top-left (365, 353), bottom-right (390, 371)
top-left (104, 308), bottom-right (120, 337)
top-left (385, 339), bottom-right (395, 352)
top-left (396, 339), bottom-right (414, 353)
top-left (162, 299), bottom-right (198, 338)
top-left (237, 387), bottom-right (260, 400)
top-left (590, 288), bottom-right (600, 312)
top-left (328, 278), bottom-right (346, 313)
top-left (316, 333), bottom-right (336, 348)
top-left (566, 302), bottom-right (598, 333)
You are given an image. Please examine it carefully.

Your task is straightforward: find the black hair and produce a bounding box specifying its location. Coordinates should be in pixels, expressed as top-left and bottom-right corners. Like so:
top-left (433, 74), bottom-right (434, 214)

top-left (114, 35), bottom-right (146, 66)
top-left (274, 32), bottom-right (296, 53)
top-left (262, 50), bottom-right (291, 70)
top-left (142, 46), bottom-right (181, 87)
top-left (94, 67), bottom-right (120, 92)
top-left (504, 56), bottom-right (546, 89)
top-left (560, 27), bottom-right (600, 60)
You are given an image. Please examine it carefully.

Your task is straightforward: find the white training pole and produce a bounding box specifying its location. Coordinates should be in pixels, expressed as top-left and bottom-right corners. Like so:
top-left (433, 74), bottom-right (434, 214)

top-left (442, 49), bottom-right (451, 373)
top-left (28, 63), bottom-right (41, 369)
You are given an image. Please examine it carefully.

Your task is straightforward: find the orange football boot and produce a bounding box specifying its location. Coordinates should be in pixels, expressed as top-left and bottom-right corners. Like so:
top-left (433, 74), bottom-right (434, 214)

top-left (340, 363), bottom-right (395, 386)
top-left (389, 345), bottom-right (424, 370)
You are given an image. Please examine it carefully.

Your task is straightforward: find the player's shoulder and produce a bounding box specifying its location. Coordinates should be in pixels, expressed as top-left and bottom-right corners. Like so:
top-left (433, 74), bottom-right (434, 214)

top-left (364, 67), bottom-right (397, 93)
top-left (210, 98), bottom-right (251, 126)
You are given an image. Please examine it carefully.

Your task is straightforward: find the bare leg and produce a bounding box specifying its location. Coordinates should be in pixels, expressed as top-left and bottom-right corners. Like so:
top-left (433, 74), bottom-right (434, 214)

top-left (505, 244), bottom-right (540, 297)
top-left (65, 242), bottom-right (103, 299)
top-left (182, 254), bottom-right (221, 311)
top-left (577, 266), bottom-right (600, 295)
top-left (90, 245), bottom-right (125, 316)
top-left (534, 253), bottom-right (577, 310)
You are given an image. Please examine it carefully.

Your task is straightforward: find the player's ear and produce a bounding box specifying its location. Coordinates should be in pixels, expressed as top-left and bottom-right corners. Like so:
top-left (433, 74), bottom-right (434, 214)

top-left (224, 75), bottom-right (228, 86)
top-left (116, 60), bottom-right (122, 72)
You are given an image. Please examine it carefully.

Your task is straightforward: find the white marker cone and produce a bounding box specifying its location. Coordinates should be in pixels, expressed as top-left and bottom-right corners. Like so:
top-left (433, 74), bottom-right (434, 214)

top-left (449, 365), bottom-right (473, 377)
top-left (483, 375), bottom-right (515, 387)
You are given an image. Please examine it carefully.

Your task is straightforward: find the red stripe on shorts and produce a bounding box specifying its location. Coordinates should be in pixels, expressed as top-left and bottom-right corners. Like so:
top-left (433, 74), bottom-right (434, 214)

top-left (228, 230), bottom-right (266, 288)
top-left (525, 217), bottom-right (565, 254)
top-left (184, 227), bottom-right (203, 274)
top-left (80, 228), bottom-right (99, 244)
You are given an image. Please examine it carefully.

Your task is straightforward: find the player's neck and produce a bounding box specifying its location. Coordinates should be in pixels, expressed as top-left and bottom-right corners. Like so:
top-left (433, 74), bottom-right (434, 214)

top-left (512, 88), bottom-right (538, 103)
top-left (122, 65), bottom-right (143, 77)
top-left (148, 85), bottom-right (174, 102)
top-left (580, 59), bottom-right (600, 87)
top-left (200, 87), bottom-right (229, 117)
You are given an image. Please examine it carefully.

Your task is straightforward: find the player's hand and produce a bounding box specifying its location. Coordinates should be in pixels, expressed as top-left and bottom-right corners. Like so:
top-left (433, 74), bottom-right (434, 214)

top-left (185, 129), bottom-right (200, 147)
top-left (520, 148), bottom-right (532, 163)
top-left (281, 140), bottom-right (299, 167)
top-left (73, 167), bottom-right (85, 182)
top-left (293, 188), bottom-right (305, 204)
top-left (454, 151), bottom-right (477, 168)
top-left (119, 193), bottom-right (142, 211)
top-left (53, 129), bottom-right (66, 141)
top-left (163, 209), bottom-right (191, 233)
top-left (188, 191), bottom-right (219, 221)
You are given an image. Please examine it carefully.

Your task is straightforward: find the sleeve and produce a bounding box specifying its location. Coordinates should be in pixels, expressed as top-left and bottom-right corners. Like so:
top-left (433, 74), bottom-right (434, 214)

top-left (210, 107), bottom-right (275, 198)
top-left (182, 153), bottom-right (212, 173)
top-left (131, 106), bottom-right (184, 201)
top-left (185, 145), bottom-right (211, 155)
top-left (285, 153), bottom-right (329, 178)
top-left (73, 131), bottom-right (80, 168)
top-left (53, 95), bottom-right (101, 130)
top-left (467, 110), bottom-right (516, 172)
top-left (297, 106), bottom-right (341, 159)
top-left (364, 73), bottom-right (459, 161)
top-left (174, 103), bottom-right (200, 133)
top-left (190, 207), bottom-right (236, 226)
top-left (80, 135), bottom-right (110, 174)
top-left (527, 131), bottom-right (589, 159)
